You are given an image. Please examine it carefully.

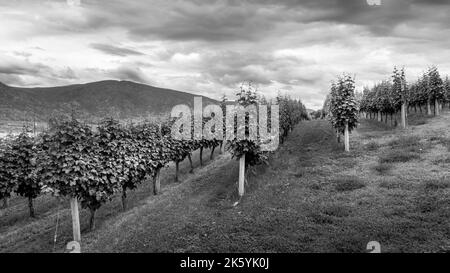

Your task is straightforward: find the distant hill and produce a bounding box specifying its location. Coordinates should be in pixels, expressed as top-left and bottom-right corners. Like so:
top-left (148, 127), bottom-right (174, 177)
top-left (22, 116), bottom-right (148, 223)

top-left (0, 80), bottom-right (217, 122)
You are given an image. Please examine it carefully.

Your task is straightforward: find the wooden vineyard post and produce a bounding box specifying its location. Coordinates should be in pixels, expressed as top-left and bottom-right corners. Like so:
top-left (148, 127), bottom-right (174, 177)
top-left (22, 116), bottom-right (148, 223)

top-left (187, 154), bottom-right (194, 173)
top-left (220, 142), bottom-right (225, 154)
top-left (401, 103), bottom-right (407, 129)
top-left (70, 198), bottom-right (81, 250)
top-left (210, 146), bottom-right (216, 160)
top-left (435, 99), bottom-right (440, 116)
top-left (239, 154), bottom-right (245, 197)
top-left (427, 100), bottom-right (432, 115)
top-left (344, 122), bottom-right (350, 152)
top-left (2, 198), bottom-right (8, 209)
top-left (153, 168), bottom-right (161, 195)
top-left (175, 161), bottom-right (179, 182)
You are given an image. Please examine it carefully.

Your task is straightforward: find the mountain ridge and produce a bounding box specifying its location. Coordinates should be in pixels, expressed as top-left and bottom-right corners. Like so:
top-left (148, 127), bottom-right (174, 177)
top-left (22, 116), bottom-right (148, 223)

top-left (0, 80), bottom-right (218, 122)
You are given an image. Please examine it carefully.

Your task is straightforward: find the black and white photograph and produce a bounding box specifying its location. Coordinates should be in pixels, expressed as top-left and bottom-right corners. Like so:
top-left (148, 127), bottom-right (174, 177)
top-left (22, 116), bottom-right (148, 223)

top-left (0, 0), bottom-right (449, 262)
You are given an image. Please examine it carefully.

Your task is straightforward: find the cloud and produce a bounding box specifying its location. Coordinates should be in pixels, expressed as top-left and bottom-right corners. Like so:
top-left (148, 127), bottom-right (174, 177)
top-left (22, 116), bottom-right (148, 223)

top-left (0, 74), bottom-right (27, 86)
top-left (0, 56), bottom-right (50, 75)
top-left (2, 0), bottom-right (450, 109)
top-left (0, 54), bottom-right (80, 86)
top-left (108, 65), bottom-right (152, 84)
top-left (90, 43), bottom-right (144, 57)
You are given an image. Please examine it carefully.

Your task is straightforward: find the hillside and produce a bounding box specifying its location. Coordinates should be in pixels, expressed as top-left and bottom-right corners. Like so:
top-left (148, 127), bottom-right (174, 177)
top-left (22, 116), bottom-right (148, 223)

top-left (0, 80), bottom-right (217, 121)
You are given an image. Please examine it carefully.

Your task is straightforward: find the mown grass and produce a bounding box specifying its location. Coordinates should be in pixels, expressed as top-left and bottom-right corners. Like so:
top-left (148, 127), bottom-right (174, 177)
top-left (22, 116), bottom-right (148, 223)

top-left (372, 163), bottom-right (392, 175)
top-left (333, 177), bottom-right (366, 192)
top-left (379, 179), bottom-right (402, 190)
top-left (424, 179), bottom-right (450, 190)
top-left (377, 135), bottom-right (425, 164)
top-left (365, 141), bottom-right (380, 151)
top-left (379, 151), bottom-right (420, 163)
top-left (387, 135), bottom-right (421, 148)
top-left (433, 157), bottom-right (450, 165)
top-left (428, 136), bottom-right (450, 151)
top-left (407, 113), bottom-right (433, 126)
top-left (322, 204), bottom-right (352, 218)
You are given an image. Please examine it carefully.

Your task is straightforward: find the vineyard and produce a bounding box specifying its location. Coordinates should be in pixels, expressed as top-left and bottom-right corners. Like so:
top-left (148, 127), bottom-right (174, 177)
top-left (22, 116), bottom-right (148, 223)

top-left (0, 84), bottom-right (308, 251)
top-left (1, 66), bottom-right (450, 253)
top-left (66, 109), bottom-right (450, 253)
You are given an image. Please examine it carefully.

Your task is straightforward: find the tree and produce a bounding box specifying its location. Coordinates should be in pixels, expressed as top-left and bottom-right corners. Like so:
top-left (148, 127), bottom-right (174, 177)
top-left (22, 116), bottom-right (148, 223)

top-left (444, 76), bottom-right (450, 109)
top-left (427, 66), bottom-right (445, 115)
top-left (391, 67), bottom-right (408, 128)
top-left (328, 74), bottom-right (358, 152)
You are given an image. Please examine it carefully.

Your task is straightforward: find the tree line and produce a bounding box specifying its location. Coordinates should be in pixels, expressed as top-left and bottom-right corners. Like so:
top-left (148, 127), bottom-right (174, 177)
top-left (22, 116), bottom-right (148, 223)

top-left (359, 66), bottom-right (450, 126)
top-left (322, 66), bottom-right (450, 152)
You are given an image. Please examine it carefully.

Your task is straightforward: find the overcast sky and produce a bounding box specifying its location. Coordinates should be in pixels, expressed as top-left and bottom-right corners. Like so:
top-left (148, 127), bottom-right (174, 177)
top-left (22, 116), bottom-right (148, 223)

top-left (1, 0), bottom-right (450, 109)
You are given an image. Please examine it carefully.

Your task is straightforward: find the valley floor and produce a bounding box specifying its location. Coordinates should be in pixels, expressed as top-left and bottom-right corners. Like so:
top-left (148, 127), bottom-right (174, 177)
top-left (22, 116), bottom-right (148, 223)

top-left (1, 110), bottom-right (450, 252)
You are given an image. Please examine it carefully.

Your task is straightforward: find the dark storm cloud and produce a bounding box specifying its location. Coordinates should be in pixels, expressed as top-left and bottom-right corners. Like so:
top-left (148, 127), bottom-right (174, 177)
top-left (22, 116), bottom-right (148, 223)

top-left (6, 0), bottom-right (450, 42)
top-left (90, 43), bottom-right (144, 57)
top-left (8, 0), bottom-right (449, 43)
top-left (72, 0), bottom-right (450, 42)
